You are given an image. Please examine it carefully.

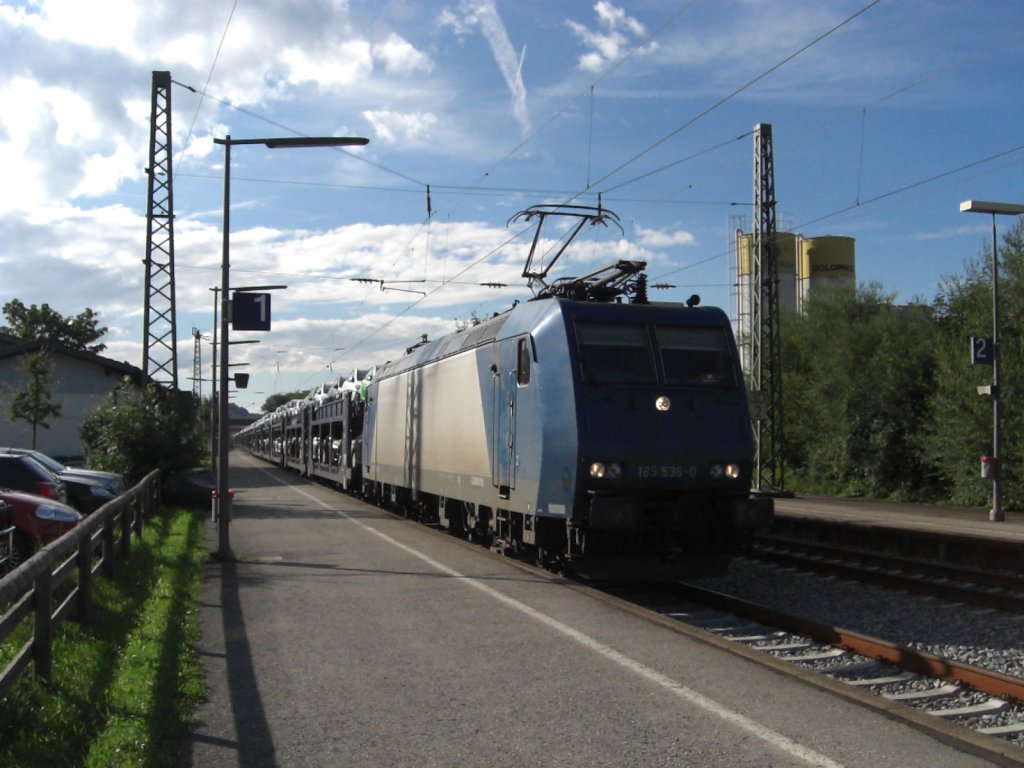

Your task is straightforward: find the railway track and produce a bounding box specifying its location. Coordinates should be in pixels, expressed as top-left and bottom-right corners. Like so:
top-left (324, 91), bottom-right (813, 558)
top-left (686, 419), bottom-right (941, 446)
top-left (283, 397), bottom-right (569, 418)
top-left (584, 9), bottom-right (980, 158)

top-left (750, 534), bottom-right (1024, 613)
top-left (600, 579), bottom-right (1024, 760)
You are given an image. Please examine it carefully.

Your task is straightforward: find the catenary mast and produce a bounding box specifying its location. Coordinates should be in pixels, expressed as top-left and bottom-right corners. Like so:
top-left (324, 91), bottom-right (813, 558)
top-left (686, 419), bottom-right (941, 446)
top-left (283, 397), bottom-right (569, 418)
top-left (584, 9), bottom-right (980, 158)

top-left (142, 70), bottom-right (179, 389)
top-left (751, 123), bottom-right (784, 491)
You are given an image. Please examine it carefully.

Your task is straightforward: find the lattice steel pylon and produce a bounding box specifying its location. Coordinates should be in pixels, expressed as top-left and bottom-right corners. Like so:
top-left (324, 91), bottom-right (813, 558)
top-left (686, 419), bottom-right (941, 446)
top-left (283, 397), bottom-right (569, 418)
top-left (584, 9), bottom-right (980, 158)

top-left (750, 123), bottom-right (784, 492)
top-left (142, 70), bottom-right (178, 389)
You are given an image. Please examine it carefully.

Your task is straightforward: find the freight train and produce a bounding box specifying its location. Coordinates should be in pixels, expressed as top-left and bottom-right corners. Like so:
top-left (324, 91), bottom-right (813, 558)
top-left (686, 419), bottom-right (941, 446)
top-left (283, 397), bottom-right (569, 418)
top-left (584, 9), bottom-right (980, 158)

top-left (237, 206), bottom-right (772, 579)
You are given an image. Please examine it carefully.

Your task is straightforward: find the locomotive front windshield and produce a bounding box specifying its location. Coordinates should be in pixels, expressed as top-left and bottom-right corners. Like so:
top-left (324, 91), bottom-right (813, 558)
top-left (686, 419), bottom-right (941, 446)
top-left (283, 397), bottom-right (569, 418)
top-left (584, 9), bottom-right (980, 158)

top-left (575, 322), bottom-right (735, 387)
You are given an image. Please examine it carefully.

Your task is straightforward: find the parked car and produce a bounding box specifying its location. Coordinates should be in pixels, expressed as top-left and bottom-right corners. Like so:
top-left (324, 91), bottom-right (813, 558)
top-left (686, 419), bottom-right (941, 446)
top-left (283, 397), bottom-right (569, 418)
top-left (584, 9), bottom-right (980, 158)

top-left (58, 472), bottom-right (118, 515)
top-left (0, 453), bottom-right (68, 505)
top-left (0, 489), bottom-right (81, 571)
top-left (1, 449), bottom-right (126, 514)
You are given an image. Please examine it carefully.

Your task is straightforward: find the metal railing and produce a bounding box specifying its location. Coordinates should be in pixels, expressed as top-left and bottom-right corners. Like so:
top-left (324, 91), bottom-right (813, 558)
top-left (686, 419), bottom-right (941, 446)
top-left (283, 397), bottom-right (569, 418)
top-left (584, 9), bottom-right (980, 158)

top-left (0, 470), bottom-right (161, 697)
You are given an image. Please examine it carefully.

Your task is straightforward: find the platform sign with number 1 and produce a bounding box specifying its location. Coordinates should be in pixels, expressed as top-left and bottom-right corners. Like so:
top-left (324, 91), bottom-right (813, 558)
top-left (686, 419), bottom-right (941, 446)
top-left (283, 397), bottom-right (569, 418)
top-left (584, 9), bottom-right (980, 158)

top-left (232, 292), bottom-right (271, 331)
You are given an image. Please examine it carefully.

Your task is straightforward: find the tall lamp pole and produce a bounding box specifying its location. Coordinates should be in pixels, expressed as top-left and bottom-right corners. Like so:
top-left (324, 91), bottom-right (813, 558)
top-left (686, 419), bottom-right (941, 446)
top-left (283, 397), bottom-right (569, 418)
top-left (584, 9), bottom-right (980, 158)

top-left (214, 134), bottom-right (368, 558)
top-left (959, 199), bottom-right (1024, 523)
top-left (209, 287), bottom-right (219, 477)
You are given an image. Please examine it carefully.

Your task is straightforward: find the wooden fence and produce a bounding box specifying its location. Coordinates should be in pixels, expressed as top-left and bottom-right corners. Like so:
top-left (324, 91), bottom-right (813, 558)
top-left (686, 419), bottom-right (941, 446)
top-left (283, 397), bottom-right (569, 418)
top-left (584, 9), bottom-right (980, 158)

top-left (0, 470), bottom-right (161, 698)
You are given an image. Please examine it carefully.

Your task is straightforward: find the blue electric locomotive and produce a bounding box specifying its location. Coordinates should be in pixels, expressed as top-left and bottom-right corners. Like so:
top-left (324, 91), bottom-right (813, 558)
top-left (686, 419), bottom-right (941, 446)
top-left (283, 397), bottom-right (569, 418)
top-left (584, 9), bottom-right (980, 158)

top-left (359, 266), bottom-right (771, 578)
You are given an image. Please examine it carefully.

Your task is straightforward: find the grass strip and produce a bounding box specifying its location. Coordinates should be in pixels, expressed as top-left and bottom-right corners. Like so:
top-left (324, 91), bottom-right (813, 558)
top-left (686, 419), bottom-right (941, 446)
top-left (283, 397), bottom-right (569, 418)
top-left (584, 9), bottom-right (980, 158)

top-left (0, 507), bottom-right (207, 767)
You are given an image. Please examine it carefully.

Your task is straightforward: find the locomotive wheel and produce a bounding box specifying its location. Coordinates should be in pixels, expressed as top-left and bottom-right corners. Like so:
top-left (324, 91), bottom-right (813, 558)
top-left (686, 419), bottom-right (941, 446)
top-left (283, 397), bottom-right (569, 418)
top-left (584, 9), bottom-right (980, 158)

top-left (464, 503), bottom-right (477, 531)
top-left (536, 547), bottom-right (553, 569)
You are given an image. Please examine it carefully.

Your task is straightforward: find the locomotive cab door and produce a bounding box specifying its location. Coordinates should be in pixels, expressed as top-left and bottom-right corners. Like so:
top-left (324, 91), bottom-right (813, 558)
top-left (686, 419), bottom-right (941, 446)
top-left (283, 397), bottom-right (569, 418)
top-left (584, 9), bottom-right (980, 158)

top-left (490, 338), bottom-right (521, 498)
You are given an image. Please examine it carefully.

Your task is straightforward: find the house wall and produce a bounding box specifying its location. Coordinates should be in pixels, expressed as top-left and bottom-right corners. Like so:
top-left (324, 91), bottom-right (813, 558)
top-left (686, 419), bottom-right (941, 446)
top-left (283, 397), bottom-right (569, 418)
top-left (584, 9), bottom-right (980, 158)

top-left (0, 353), bottom-right (139, 460)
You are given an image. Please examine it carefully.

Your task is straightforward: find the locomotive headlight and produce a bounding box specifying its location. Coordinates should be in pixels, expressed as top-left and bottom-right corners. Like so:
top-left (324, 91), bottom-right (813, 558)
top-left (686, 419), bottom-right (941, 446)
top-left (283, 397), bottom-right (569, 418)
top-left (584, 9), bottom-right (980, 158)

top-left (710, 463), bottom-right (742, 480)
top-left (655, 395), bottom-right (671, 412)
top-left (589, 461), bottom-right (623, 479)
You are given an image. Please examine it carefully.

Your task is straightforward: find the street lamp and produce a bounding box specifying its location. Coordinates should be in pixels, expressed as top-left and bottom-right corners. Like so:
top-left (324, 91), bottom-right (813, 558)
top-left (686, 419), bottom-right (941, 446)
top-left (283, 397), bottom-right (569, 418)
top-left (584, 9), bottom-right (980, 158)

top-left (959, 199), bottom-right (1024, 523)
top-left (209, 287), bottom-right (219, 477)
top-left (215, 134), bottom-right (368, 558)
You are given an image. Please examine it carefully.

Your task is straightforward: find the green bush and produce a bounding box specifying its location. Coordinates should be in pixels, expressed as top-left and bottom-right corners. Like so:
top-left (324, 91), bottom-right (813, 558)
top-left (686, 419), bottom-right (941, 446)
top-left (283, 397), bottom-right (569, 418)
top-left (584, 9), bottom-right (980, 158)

top-left (80, 382), bottom-right (205, 484)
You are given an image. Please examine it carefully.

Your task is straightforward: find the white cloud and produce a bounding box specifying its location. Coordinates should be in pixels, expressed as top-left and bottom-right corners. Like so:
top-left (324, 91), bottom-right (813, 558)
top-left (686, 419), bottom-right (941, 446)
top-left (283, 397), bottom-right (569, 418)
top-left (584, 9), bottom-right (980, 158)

top-left (0, 77), bottom-right (98, 145)
top-left (0, 77), bottom-right (119, 209)
top-left (155, 32), bottom-right (214, 70)
top-left (281, 40), bottom-right (375, 89)
top-left (0, 147), bottom-right (47, 212)
top-left (179, 133), bottom-right (216, 162)
top-left (74, 140), bottom-right (141, 198)
top-left (566, 1), bottom-right (657, 73)
top-left (372, 33), bottom-right (433, 75)
top-left (362, 110), bottom-right (438, 145)
top-left (235, 310), bottom-right (458, 387)
top-left (595, 0), bottom-right (645, 37)
top-left (436, 8), bottom-right (470, 36)
top-left (636, 225), bottom-right (696, 248)
top-left (3, 0), bottom-right (143, 58)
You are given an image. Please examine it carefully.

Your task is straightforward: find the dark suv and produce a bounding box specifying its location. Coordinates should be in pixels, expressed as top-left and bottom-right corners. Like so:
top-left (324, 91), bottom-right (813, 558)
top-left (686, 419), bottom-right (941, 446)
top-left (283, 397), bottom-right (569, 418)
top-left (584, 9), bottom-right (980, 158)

top-left (1, 449), bottom-right (124, 514)
top-left (0, 453), bottom-right (68, 505)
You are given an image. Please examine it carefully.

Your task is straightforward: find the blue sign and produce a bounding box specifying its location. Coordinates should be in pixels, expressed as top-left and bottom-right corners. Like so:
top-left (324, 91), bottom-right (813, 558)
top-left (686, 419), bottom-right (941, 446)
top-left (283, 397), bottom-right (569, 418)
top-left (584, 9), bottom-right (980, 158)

top-left (970, 336), bottom-right (994, 365)
top-left (232, 292), bottom-right (271, 331)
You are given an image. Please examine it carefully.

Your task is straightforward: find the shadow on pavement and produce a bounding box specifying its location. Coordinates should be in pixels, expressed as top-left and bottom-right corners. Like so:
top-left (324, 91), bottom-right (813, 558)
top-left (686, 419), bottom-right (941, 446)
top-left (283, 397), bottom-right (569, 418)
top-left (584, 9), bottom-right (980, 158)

top-left (184, 556), bottom-right (277, 767)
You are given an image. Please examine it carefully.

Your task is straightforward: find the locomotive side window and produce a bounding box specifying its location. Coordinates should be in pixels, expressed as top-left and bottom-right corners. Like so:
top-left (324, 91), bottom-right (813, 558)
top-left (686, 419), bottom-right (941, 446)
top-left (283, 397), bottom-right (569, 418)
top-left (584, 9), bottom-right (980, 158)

top-left (656, 326), bottom-right (735, 387)
top-left (576, 323), bottom-right (656, 384)
top-left (516, 337), bottom-right (531, 386)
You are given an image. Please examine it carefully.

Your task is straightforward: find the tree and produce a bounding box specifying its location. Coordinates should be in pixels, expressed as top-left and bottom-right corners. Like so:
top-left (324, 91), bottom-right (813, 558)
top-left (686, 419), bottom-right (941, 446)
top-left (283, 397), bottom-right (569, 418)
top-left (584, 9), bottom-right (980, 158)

top-left (923, 218), bottom-right (1024, 508)
top-left (781, 283), bottom-right (940, 499)
top-left (1, 300), bottom-right (107, 352)
top-left (80, 381), bottom-right (205, 483)
top-left (8, 349), bottom-right (62, 449)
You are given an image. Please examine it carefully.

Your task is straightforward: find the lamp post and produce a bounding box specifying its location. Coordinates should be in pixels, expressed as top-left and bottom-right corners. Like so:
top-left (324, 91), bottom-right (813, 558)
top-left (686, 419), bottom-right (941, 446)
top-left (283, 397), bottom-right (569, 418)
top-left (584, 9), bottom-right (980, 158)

top-left (214, 134), bottom-right (368, 558)
top-left (209, 287), bottom-right (219, 477)
top-left (959, 199), bottom-right (1024, 523)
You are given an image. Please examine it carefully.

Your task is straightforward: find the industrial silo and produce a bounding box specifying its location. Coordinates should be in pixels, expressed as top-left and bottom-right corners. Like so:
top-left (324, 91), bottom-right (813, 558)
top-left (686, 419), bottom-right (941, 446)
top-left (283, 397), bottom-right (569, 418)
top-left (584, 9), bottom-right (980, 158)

top-left (736, 231), bottom-right (798, 314)
top-left (735, 231), bottom-right (798, 375)
top-left (797, 236), bottom-right (855, 311)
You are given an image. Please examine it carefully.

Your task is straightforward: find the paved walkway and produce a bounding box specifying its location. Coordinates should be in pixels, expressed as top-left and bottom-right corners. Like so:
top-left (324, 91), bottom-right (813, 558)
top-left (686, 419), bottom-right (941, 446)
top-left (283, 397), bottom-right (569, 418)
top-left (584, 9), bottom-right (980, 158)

top-left (179, 452), bottom-right (1010, 768)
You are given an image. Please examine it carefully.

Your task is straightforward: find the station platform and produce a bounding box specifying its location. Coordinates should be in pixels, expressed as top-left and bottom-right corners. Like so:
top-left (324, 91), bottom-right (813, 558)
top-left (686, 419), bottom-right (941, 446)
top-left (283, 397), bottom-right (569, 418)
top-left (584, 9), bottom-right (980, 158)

top-left (180, 452), bottom-right (1018, 767)
top-left (774, 495), bottom-right (1024, 543)
top-left (771, 495), bottom-right (1024, 571)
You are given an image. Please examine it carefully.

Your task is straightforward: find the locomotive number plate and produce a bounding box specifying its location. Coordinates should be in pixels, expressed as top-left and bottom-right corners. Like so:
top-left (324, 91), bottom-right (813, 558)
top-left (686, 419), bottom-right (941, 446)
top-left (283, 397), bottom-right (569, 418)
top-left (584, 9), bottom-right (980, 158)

top-left (637, 465), bottom-right (696, 479)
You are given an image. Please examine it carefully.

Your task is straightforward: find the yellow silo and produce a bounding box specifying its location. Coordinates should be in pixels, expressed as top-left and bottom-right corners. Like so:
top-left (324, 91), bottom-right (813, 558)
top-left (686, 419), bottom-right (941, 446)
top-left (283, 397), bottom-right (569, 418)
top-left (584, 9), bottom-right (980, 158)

top-left (797, 236), bottom-right (856, 310)
top-left (736, 231), bottom-right (798, 313)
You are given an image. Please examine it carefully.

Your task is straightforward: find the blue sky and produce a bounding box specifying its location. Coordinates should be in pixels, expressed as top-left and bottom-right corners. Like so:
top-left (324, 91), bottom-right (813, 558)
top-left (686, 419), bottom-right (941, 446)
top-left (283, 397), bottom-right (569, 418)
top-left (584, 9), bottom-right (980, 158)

top-left (1, 0), bottom-right (1023, 412)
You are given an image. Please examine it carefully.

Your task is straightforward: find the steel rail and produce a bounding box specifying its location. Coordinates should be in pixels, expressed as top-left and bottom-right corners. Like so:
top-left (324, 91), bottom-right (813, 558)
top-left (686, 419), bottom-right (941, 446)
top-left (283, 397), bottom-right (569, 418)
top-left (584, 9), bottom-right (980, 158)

top-left (671, 581), bottom-right (1024, 704)
top-left (749, 536), bottom-right (1024, 613)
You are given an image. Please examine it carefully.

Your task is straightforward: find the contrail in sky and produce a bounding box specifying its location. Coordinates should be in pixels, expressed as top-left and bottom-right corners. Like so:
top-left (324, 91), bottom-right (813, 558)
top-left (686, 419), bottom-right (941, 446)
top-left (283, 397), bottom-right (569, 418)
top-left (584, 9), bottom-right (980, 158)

top-left (465, 0), bottom-right (531, 137)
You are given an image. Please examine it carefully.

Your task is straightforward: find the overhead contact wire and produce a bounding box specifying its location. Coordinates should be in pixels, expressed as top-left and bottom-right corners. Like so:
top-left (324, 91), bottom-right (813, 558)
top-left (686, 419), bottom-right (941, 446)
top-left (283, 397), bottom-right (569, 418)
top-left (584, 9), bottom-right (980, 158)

top-left (588, 0), bottom-right (883, 193)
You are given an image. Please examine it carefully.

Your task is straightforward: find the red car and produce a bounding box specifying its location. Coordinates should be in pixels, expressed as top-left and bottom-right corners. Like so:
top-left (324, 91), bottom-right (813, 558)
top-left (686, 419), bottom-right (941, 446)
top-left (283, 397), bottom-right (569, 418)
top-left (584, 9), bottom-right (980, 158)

top-left (0, 489), bottom-right (81, 572)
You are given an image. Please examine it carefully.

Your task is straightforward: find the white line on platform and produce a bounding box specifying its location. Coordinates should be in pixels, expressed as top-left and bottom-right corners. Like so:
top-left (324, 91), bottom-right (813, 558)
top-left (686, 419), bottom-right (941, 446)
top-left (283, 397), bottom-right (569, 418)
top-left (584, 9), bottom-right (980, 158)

top-left (266, 470), bottom-right (847, 768)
